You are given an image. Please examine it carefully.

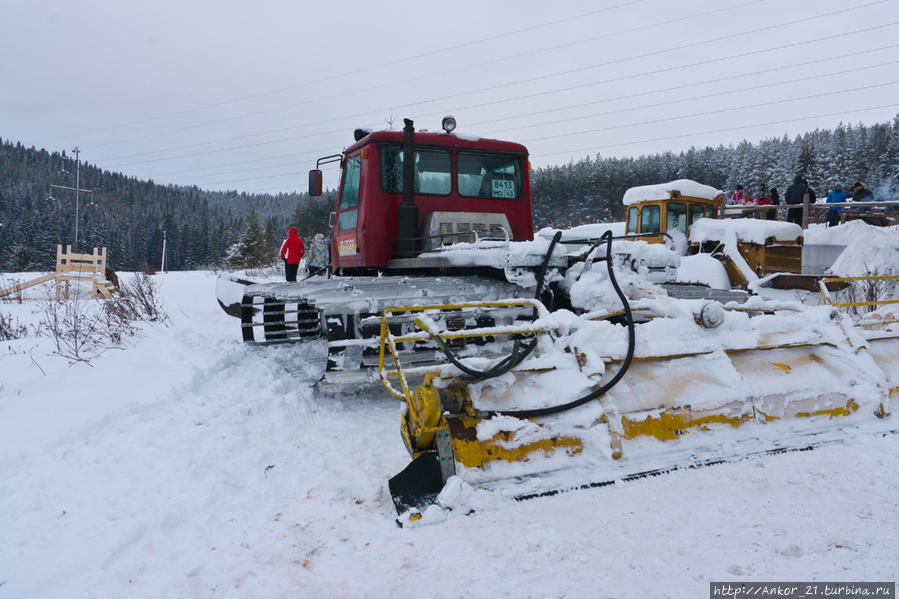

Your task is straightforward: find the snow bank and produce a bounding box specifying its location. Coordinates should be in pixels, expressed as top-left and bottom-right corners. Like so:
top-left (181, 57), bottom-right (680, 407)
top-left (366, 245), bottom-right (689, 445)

top-left (537, 222), bottom-right (626, 241)
top-left (805, 219), bottom-right (899, 245)
top-left (828, 226), bottom-right (899, 277)
top-left (676, 254), bottom-right (731, 289)
top-left (622, 179), bottom-right (722, 206)
top-left (689, 218), bottom-right (803, 245)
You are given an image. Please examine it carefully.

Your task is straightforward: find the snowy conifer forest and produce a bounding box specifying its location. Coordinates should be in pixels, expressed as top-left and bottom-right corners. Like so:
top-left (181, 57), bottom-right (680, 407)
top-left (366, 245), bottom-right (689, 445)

top-left (2, 116), bottom-right (897, 271)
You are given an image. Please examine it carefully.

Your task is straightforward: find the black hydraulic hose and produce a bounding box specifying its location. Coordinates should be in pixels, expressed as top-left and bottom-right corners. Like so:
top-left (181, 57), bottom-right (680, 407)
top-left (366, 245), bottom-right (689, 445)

top-left (433, 335), bottom-right (538, 381)
top-left (534, 230), bottom-right (562, 300)
top-left (487, 230), bottom-right (636, 419)
top-left (428, 230), bottom-right (563, 381)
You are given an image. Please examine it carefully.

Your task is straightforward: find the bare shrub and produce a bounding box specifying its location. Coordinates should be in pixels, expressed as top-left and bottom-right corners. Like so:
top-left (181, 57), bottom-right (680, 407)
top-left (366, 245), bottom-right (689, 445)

top-left (38, 298), bottom-right (107, 363)
top-left (37, 274), bottom-right (168, 363)
top-left (142, 264), bottom-right (157, 275)
top-left (0, 311), bottom-right (28, 340)
top-left (115, 273), bottom-right (168, 324)
top-left (0, 277), bottom-right (24, 304)
top-left (833, 265), bottom-right (899, 318)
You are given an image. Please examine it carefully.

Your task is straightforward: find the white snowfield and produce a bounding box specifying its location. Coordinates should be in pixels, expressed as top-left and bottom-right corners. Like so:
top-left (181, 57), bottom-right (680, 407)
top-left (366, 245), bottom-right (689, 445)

top-left (1, 248), bottom-right (899, 596)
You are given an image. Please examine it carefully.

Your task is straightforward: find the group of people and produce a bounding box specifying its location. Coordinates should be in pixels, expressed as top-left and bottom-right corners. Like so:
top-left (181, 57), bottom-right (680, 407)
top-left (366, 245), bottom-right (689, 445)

top-left (279, 227), bottom-right (330, 282)
top-left (824, 181), bottom-right (874, 227)
top-left (728, 185), bottom-right (781, 220)
top-left (728, 177), bottom-right (876, 227)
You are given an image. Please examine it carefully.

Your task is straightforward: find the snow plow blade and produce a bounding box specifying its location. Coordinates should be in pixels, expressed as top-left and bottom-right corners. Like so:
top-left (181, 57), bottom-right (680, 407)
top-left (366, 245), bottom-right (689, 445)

top-left (215, 275), bottom-right (257, 318)
top-left (387, 451), bottom-right (446, 516)
top-left (382, 298), bottom-right (899, 520)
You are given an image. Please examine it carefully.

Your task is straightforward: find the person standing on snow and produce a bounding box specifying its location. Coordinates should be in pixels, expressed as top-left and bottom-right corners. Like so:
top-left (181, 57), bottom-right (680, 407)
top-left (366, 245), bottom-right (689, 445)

top-left (851, 181), bottom-right (873, 202)
top-left (279, 227), bottom-right (305, 282)
top-left (825, 184), bottom-right (847, 227)
top-left (767, 186), bottom-right (780, 220)
top-left (785, 175), bottom-right (811, 226)
top-left (307, 233), bottom-right (330, 275)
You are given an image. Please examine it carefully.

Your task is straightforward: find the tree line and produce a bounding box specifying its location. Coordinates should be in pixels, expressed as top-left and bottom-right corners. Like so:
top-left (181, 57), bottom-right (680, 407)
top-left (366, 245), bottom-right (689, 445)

top-left (531, 117), bottom-right (899, 227)
top-left (1, 116), bottom-right (897, 271)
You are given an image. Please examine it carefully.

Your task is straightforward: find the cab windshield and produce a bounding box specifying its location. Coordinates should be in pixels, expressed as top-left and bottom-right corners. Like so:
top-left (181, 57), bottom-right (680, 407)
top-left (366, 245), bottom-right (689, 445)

top-left (457, 152), bottom-right (523, 199)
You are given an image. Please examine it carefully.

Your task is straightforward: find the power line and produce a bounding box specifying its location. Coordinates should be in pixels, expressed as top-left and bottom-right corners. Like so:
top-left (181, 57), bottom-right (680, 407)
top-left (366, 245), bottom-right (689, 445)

top-left (493, 64), bottom-right (899, 138)
top-left (153, 44), bottom-right (899, 183)
top-left (102, 12), bottom-right (896, 170)
top-left (187, 85), bottom-right (896, 189)
top-left (531, 104), bottom-right (899, 159)
top-left (169, 61), bottom-right (899, 186)
top-left (34, 0), bottom-right (644, 145)
top-left (467, 46), bottom-right (899, 131)
top-left (87, 0), bottom-right (768, 154)
top-left (238, 105), bottom-right (899, 194)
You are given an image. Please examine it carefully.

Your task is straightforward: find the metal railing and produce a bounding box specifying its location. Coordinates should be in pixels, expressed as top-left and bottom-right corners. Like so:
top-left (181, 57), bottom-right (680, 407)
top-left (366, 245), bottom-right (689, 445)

top-left (377, 298), bottom-right (549, 402)
top-left (817, 274), bottom-right (899, 309)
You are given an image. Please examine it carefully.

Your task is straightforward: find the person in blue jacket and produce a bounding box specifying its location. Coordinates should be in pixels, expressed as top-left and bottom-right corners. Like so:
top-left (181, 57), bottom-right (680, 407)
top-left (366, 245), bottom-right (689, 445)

top-left (825, 183), bottom-right (847, 227)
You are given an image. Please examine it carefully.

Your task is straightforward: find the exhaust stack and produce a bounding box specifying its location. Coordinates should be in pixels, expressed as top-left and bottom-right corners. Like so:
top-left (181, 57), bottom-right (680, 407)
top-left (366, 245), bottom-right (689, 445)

top-left (397, 118), bottom-right (419, 257)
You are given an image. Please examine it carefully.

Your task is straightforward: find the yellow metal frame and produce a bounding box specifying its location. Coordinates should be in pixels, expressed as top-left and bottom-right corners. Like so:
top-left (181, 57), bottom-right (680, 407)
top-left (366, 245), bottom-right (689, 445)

top-left (818, 274), bottom-right (899, 308)
top-left (377, 298), bottom-right (550, 402)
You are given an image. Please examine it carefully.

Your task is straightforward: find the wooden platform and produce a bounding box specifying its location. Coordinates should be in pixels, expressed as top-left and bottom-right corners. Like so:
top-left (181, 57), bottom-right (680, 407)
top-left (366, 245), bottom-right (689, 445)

top-left (0, 245), bottom-right (118, 299)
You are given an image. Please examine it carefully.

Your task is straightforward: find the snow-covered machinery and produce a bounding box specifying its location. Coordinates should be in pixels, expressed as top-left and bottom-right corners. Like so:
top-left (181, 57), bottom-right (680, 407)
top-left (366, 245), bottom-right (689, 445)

top-left (383, 232), bottom-right (899, 523)
top-left (217, 118), bottom-right (679, 385)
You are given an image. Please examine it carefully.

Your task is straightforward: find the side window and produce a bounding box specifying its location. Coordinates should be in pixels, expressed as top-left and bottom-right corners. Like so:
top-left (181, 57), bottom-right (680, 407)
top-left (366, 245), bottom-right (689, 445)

top-left (705, 206), bottom-right (714, 218)
top-left (380, 146), bottom-right (451, 195)
top-left (338, 154), bottom-right (361, 230)
top-left (689, 205), bottom-right (705, 226)
top-left (666, 202), bottom-right (687, 233)
top-left (641, 205), bottom-right (660, 233)
top-left (627, 207), bottom-right (638, 234)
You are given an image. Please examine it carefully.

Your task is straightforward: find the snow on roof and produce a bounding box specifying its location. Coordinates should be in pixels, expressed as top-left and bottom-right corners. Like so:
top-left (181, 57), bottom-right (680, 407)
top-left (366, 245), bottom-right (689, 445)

top-left (451, 131), bottom-right (482, 142)
top-left (622, 179), bottom-right (723, 206)
top-left (689, 218), bottom-right (803, 245)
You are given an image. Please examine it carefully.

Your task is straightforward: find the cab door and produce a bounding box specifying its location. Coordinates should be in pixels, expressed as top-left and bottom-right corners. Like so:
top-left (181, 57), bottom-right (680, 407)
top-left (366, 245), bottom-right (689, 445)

top-left (333, 152), bottom-right (363, 268)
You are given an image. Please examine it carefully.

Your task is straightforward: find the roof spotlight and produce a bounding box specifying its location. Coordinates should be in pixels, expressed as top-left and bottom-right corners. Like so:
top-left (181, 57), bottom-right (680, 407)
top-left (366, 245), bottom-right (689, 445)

top-left (441, 115), bottom-right (457, 133)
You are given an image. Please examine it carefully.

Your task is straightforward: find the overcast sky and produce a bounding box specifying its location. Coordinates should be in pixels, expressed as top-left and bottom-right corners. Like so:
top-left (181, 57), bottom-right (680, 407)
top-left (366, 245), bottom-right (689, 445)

top-left (2, 0), bottom-right (897, 194)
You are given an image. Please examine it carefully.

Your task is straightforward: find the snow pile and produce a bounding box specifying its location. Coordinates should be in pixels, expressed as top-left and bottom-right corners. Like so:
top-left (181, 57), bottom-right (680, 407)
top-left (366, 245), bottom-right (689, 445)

top-left (622, 179), bottom-right (722, 206)
top-left (689, 218), bottom-right (803, 245)
top-left (417, 236), bottom-right (568, 269)
top-left (561, 241), bottom-right (678, 313)
top-left (829, 225), bottom-right (899, 277)
top-left (676, 254), bottom-right (731, 289)
top-left (537, 222), bottom-right (625, 241)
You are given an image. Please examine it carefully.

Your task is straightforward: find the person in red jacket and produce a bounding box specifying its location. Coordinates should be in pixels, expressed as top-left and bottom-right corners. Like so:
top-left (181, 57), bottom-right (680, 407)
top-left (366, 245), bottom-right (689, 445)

top-left (279, 227), bottom-right (305, 282)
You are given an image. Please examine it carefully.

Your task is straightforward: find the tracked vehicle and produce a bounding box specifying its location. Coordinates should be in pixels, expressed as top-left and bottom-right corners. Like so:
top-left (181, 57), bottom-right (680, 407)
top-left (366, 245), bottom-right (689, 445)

top-left (219, 117), bottom-right (637, 383)
top-left (216, 121), bottom-right (898, 519)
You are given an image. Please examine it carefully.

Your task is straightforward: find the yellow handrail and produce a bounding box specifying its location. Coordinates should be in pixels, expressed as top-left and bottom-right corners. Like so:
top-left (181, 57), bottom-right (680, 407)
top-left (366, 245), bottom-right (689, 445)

top-left (818, 274), bottom-right (899, 308)
top-left (377, 298), bottom-right (549, 402)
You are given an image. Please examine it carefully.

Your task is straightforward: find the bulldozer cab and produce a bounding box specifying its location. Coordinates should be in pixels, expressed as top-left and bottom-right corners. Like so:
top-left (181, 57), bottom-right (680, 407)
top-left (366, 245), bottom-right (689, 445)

top-left (623, 183), bottom-right (720, 245)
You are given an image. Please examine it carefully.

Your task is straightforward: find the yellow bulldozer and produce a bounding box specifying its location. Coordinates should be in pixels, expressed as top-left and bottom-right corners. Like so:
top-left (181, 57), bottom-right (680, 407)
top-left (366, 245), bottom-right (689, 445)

top-left (380, 193), bottom-right (899, 525)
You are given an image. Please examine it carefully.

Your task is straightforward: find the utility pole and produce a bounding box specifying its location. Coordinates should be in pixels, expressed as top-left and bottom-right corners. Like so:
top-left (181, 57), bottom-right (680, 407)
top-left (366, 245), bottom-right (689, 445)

top-left (161, 229), bottom-right (167, 273)
top-left (49, 146), bottom-right (92, 252)
top-left (74, 146), bottom-right (81, 251)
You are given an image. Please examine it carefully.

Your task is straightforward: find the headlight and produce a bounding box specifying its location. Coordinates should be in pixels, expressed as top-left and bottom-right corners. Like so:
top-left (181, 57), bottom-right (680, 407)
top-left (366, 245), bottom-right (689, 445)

top-left (441, 115), bottom-right (457, 133)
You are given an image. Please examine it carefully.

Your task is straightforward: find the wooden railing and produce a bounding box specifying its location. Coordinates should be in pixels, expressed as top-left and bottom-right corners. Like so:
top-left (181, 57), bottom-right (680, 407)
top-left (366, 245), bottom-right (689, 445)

top-left (721, 198), bottom-right (899, 228)
top-left (0, 245), bottom-right (117, 300)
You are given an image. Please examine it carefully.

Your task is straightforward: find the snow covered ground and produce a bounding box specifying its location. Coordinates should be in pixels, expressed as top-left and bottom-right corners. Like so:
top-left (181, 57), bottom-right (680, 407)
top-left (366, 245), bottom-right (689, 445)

top-left (1, 266), bottom-right (898, 598)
